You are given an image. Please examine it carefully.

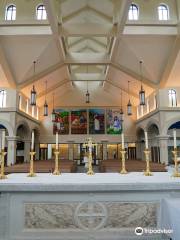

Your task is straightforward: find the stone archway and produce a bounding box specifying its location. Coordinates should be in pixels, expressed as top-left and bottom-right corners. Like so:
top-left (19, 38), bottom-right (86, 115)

top-left (0, 119), bottom-right (14, 137)
top-left (16, 121), bottom-right (31, 164)
top-left (0, 122), bottom-right (11, 166)
top-left (147, 123), bottom-right (160, 163)
top-left (136, 127), bottom-right (145, 160)
top-left (31, 127), bottom-right (40, 160)
top-left (167, 121), bottom-right (180, 164)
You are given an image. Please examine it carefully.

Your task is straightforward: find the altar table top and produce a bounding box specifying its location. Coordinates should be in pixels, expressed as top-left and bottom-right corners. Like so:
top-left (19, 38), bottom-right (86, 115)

top-left (0, 172), bottom-right (180, 192)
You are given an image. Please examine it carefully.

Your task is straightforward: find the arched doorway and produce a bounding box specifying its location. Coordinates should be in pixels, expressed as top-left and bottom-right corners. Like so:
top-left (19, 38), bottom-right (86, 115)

top-left (147, 124), bottom-right (160, 163)
top-left (136, 128), bottom-right (145, 160)
top-left (0, 124), bottom-right (9, 166)
top-left (33, 128), bottom-right (40, 160)
top-left (167, 121), bottom-right (180, 164)
top-left (16, 122), bottom-right (30, 163)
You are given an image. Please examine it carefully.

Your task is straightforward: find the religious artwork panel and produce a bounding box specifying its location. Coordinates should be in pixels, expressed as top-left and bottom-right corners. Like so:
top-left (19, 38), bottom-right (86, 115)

top-left (53, 109), bottom-right (69, 135)
top-left (106, 109), bottom-right (122, 134)
top-left (89, 109), bottom-right (105, 134)
top-left (71, 110), bottom-right (87, 134)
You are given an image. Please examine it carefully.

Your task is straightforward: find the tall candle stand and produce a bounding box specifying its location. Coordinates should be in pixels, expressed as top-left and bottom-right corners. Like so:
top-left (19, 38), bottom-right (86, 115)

top-left (120, 149), bottom-right (127, 174)
top-left (87, 150), bottom-right (94, 175)
top-left (27, 151), bottom-right (36, 177)
top-left (172, 148), bottom-right (180, 177)
top-left (53, 151), bottom-right (60, 175)
top-left (83, 138), bottom-right (96, 175)
top-left (0, 149), bottom-right (7, 179)
top-left (144, 149), bottom-right (153, 176)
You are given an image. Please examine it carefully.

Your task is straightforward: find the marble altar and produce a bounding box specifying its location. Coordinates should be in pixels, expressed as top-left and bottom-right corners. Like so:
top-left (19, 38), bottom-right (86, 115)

top-left (0, 172), bottom-right (179, 240)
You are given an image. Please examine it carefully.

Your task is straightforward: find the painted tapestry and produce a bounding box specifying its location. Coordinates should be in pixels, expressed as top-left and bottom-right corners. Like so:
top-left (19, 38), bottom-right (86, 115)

top-left (53, 109), bottom-right (69, 134)
top-left (106, 109), bottom-right (122, 134)
top-left (71, 110), bottom-right (87, 134)
top-left (89, 109), bottom-right (105, 134)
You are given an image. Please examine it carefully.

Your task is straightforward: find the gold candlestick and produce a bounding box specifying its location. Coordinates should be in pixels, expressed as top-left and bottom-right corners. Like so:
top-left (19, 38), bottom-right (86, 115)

top-left (120, 149), bottom-right (127, 174)
top-left (83, 138), bottom-right (96, 175)
top-left (172, 148), bottom-right (180, 177)
top-left (53, 151), bottom-right (60, 175)
top-left (144, 149), bottom-right (153, 176)
top-left (27, 151), bottom-right (36, 177)
top-left (87, 150), bottom-right (94, 175)
top-left (0, 150), bottom-right (7, 180)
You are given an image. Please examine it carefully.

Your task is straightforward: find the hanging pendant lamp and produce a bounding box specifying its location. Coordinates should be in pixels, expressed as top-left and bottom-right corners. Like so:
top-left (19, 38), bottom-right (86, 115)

top-left (30, 61), bottom-right (37, 106)
top-left (120, 90), bottom-right (124, 122)
top-left (127, 81), bottom-right (132, 116)
top-left (43, 81), bottom-right (48, 116)
top-left (139, 61), bottom-right (146, 106)
top-left (51, 93), bottom-right (56, 122)
top-left (85, 65), bottom-right (90, 103)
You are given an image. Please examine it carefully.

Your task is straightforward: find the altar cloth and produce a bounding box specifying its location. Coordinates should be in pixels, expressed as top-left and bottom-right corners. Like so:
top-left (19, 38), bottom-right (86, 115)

top-left (0, 172), bottom-right (180, 192)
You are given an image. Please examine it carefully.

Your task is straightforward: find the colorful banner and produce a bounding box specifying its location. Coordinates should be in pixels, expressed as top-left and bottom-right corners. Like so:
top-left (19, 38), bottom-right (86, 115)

top-left (89, 109), bottom-right (105, 134)
top-left (71, 110), bottom-right (87, 134)
top-left (53, 109), bottom-right (69, 134)
top-left (106, 109), bottom-right (122, 134)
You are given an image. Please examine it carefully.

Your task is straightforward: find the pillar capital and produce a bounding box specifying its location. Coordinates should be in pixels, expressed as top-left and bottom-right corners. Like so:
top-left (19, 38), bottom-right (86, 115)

top-left (23, 139), bottom-right (31, 143)
top-left (6, 136), bottom-right (19, 142)
top-left (156, 135), bottom-right (170, 141)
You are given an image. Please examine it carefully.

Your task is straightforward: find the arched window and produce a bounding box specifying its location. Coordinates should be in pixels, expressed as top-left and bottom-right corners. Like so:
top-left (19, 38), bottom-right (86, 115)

top-left (168, 89), bottom-right (177, 107)
top-left (36, 5), bottom-right (47, 20)
top-left (5, 4), bottom-right (16, 21)
top-left (128, 4), bottom-right (139, 20)
top-left (0, 90), bottom-right (6, 108)
top-left (158, 4), bottom-right (169, 20)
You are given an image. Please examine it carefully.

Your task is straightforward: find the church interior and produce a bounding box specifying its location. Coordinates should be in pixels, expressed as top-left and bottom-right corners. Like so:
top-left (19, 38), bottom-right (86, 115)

top-left (0, 0), bottom-right (180, 239)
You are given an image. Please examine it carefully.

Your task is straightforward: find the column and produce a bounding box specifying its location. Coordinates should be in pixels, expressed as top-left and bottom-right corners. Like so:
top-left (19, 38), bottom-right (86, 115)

top-left (35, 142), bottom-right (39, 160)
top-left (24, 140), bottom-right (31, 163)
top-left (48, 144), bottom-right (52, 159)
top-left (136, 141), bottom-right (142, 160)
top-left (6, 136), bottom-right (17, 166)
top-left (157, 135), bottom-right (169, 165)
top-left (68, 143), bottom-right (74, 161)
top-left (102, 142), bottom-right (108, 160)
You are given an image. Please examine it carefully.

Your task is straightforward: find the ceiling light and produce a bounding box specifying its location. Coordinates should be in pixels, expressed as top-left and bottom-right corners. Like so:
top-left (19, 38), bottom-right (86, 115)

top-left (30, 61), bottom-right (37, 106)
top-left (43, 81), bottom-right (48, 116)
top-left (139, 61), bottom-right (146, 106)
top-left (127, 81), bottom-right (132, 116)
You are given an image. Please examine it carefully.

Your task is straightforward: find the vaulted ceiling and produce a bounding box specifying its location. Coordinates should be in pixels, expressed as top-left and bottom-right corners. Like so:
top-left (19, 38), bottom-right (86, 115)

top-left (0, 0), bottom-right (180, 115)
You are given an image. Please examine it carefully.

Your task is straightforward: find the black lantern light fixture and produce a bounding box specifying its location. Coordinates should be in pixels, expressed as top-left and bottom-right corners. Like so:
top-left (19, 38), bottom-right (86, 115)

top-left (127, 81), bottom-right (132, 116)
top-left (43, 81), bottom-right (48, 116)
top-left (120, 90), bottom-right (124, 122)
top-left (51, 93), bottom-right (56, 122)
top-left (139, 60), bottom-right (146, 106)
top-left (30, 61), bottom-right (37, 106)
top-left (86, 88), bottom-right (90, 103)
top-left (85, 65), bottom-right (90, 103)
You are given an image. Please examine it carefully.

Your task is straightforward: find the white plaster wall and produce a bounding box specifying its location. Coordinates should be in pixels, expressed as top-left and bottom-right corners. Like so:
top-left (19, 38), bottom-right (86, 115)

top-left (0, 88), bottom-right (17, 108)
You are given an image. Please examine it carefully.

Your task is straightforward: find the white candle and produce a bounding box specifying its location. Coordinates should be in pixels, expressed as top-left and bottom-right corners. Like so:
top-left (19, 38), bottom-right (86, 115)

top-left (1, 130), bottom-right (5, 150)
top-left (173, 129), bottom-right (177, 149)
top-left (31, 130), bottom-right (34, 151)
top-left (121, 133), bottom-right (125, 149)
top-left (145, 131), bottom-right (148, 149)
top-left (56, 132), bottom-right (58, 150)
